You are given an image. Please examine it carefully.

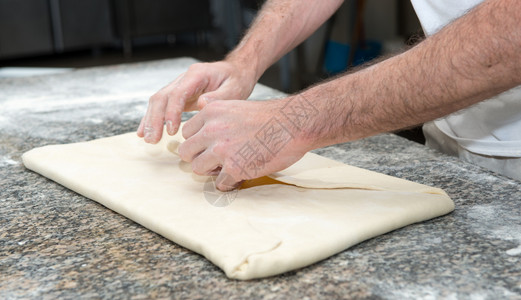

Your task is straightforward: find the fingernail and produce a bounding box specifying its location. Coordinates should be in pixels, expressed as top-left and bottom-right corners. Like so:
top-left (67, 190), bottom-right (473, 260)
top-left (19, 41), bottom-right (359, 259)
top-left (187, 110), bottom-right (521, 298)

top-left (144, 127), bottom-right (153, 142)
top-left (218, 181), bottom-right (240, 192)
top-left (198, 97), bottom-right (209, 110)
top-left (166, 120), bottom-right (173, 135)
top-left (216, 173), bottom-right (241, 191)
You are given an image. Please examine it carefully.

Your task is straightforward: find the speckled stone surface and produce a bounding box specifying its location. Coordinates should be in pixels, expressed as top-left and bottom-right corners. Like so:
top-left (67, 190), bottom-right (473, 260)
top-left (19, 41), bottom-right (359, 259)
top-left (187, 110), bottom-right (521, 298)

top-left (1, 58), bottom-right (520, 299)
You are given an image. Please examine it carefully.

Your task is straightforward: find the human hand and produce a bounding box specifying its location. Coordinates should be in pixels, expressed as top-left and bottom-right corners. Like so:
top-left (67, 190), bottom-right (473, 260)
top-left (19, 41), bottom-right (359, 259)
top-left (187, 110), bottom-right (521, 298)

top-left (178, 98), bottom-right (311, 191)
top-left (137, 60), bottom-right (257, 144)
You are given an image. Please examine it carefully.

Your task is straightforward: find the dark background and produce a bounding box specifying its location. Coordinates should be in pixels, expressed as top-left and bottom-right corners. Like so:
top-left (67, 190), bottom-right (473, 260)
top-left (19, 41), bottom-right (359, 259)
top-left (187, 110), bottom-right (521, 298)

top-left (0, 0), bottom-right (425, 143)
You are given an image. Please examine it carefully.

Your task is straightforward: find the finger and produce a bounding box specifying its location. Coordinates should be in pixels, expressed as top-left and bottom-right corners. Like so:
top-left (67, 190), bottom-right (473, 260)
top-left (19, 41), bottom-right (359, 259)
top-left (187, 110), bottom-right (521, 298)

top-left (142, 92), bottom-right (168, 144)
top-left (139, 73), bottom-right (185, 140)
top-left (181, 112), bottom-right (205, 140)
top-left (164, 97), bottom-right (184, 136)
top-left (215, 170), bottom-right (242, 192)
top-left (164, 77), bottom-right (209, 136)
top-left (137, 116), bottom-right (145, 137)
top-left (177, 132), bottom-right (208, 163)
top-left (179, 76), bottom-right (211, 112)
top-left (197, 91), bottom-right (219, 110)
top-left (190, 150), bottom-right (221, 176)
top-left (196, 83), bottom-right (243, 110)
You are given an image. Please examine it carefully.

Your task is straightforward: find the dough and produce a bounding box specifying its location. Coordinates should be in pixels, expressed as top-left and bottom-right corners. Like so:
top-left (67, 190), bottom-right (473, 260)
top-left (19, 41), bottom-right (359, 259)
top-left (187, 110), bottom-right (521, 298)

top-left (22, 129), bottom-right (454, 280)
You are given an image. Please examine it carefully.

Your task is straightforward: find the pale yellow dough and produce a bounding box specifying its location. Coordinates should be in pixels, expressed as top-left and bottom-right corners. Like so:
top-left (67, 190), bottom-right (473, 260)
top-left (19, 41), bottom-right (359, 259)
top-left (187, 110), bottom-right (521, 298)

top-left (22, 128), bottom-right (454, 280)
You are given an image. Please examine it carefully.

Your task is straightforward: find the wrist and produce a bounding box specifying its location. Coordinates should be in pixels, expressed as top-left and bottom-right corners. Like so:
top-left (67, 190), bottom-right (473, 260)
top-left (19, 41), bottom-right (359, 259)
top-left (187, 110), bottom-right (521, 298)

top-left (275, 95), bottom-right (322, 154)
top-left (225, 45), bottom-right (265, 83)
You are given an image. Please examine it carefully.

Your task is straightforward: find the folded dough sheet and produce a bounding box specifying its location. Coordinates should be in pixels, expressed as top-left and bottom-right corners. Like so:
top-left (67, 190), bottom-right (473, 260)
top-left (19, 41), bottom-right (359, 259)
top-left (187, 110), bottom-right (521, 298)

top-left (22, 129), bottom-right (454, 280)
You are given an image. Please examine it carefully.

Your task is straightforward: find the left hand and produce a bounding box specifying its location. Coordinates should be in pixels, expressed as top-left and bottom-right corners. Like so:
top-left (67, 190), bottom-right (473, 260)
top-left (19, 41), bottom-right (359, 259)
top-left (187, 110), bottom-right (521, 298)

top-left (137, 60), bottom-right (258, 144)
top-left (178, 99), bottom-right (308, 191)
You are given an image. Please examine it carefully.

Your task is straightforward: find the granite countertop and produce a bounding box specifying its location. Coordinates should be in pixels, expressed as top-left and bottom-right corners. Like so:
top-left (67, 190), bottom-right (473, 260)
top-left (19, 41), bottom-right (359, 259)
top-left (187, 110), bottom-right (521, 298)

top-left (1, 58), bottom-right (520, 299)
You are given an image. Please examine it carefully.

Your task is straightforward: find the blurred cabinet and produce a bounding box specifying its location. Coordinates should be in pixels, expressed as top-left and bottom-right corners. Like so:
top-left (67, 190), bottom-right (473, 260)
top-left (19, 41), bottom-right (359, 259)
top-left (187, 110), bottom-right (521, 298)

top-left (0, 0), bottom-right (54, 58)
top-left (52, 0), bottom-right (115, 52)
top-left (0, 0), bottom-right (212, 60)
top-left (113, 0), bottom-right (211, 55)
top-left (132, 0), bottom-right (210, 36)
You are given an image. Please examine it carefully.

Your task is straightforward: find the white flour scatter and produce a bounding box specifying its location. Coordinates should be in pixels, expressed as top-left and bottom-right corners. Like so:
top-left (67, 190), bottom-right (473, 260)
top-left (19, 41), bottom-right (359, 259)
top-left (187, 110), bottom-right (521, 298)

top-left (0, 59), bottom-right (193, 140)
top-left (0, 156), bottom-right (18, 167)
top-left (506, 245), bottom-right (521, 256)
top-left (466, 204), bottom-right (521, 256)
top-left (0, 58), bottom-right (287, 142)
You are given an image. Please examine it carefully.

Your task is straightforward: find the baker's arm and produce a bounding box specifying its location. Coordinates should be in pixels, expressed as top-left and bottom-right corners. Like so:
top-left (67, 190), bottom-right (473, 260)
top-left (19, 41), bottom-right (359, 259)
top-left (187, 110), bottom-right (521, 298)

top-left (298, 0), bottom-right (521, 148)
top-left (137, 0), bottom-right (343, 143)
top-left (180, 0), bottom-right (521, 190)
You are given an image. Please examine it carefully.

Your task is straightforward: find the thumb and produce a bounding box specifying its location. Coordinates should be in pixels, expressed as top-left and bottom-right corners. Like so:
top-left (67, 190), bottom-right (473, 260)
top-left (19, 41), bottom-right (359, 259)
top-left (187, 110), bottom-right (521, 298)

top-left (197, 89), bottom-right (232, 110)
top-left (215, 171), bottom-right (242, 192)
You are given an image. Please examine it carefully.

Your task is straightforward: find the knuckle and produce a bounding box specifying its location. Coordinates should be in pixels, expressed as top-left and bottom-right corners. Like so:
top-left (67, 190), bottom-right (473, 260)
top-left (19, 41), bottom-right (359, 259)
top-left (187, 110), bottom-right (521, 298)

top-left (165, 109), bottom-right (181, 120)
top-left (211, 142), bottom-right (226, 157)
top-left (187, 63), bottom-right (205, 74)
top-left (148, 92), bottom-right (164, 104)
top-left (203, 121), bottom-right (227, 137)
top-left (165, 95), bottom-right (183, 110)
top-left (186, 64), bottom-right (197, 73)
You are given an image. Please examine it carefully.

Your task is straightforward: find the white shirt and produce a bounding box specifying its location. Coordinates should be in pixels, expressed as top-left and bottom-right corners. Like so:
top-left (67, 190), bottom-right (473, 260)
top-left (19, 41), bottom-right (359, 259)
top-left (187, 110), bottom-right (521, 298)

top-left (410, 0), bottom-right (521, 158)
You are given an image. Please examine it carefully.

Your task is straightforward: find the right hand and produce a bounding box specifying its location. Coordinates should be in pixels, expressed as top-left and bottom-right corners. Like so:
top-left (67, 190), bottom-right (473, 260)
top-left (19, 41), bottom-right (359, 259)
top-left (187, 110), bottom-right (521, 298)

top-left (137, 60), bottom-right (257, 144)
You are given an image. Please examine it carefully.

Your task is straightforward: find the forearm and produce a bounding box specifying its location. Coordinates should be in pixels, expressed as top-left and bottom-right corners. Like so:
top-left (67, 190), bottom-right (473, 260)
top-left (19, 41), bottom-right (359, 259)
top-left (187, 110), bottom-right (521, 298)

top-left (226, 0), bottom-right (343, 81)
top-left (292, 0), bottom-right (521, 150)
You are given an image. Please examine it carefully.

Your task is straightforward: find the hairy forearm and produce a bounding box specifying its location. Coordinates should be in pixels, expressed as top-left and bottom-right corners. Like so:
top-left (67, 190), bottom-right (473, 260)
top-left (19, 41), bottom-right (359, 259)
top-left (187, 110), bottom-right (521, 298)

top-left (226, 0), bottom-right (343, 81)
top-left (291, 0), bottom-right (521, 150)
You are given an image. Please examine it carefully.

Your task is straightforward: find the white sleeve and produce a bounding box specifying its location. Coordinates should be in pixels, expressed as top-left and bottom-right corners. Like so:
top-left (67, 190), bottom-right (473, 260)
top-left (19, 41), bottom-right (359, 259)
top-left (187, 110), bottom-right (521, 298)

top-left (410, 0), bottom-right (483, 35)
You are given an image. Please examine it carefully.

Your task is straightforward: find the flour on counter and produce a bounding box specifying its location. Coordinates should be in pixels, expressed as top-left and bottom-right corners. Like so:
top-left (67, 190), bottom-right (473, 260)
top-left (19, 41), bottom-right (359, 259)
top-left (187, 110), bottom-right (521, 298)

top-left (466, 204), bottom-right (521, 256)
top-left (0, 57), bottom-right (285, 142)
top-left (506, 245), bottom-right (521, 256)
top-left (0, 156), bottom-right (18, 167)
top-left (1, 92), bottom-right (152, 113)
top-left (372, 277), bottom-right (517, 300)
